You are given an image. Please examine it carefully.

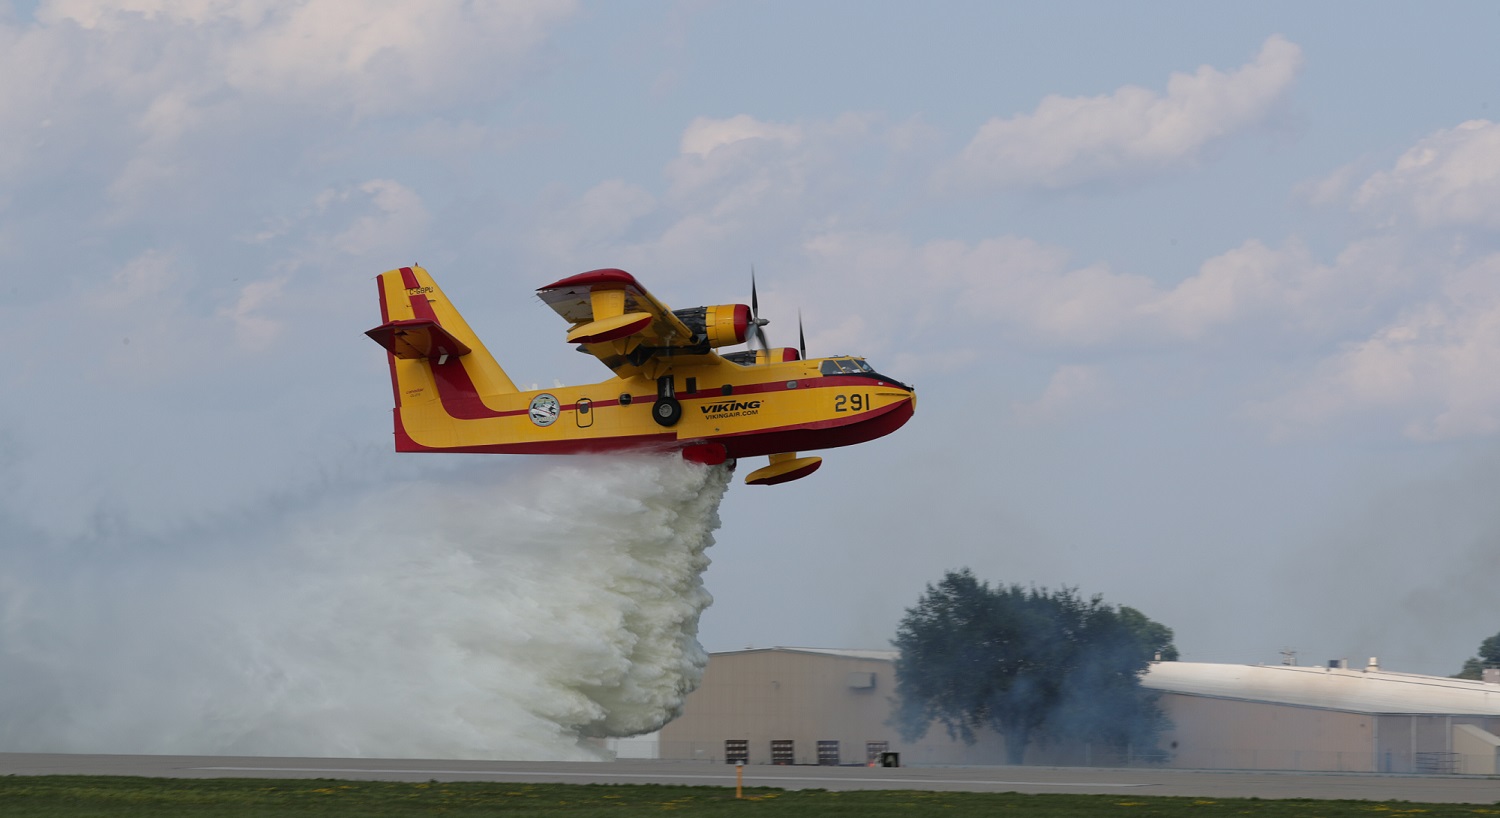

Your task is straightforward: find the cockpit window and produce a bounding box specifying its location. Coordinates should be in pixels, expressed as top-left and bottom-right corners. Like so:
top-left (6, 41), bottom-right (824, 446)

top-left (820, 358), bottom-right (873, 375)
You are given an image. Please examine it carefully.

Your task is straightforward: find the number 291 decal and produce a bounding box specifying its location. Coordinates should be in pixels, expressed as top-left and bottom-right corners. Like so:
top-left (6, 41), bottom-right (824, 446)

top-left (835, 393), bottom-right (869, 412)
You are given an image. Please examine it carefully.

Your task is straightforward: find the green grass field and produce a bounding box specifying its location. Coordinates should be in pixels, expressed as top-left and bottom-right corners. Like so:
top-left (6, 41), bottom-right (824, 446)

top-left (1, 776), bottom-right (1497, 818)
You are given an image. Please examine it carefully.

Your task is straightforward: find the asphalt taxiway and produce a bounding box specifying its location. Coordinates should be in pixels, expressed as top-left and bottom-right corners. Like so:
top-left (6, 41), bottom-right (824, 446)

top-left (1, 753), bottom-right (1497, 803)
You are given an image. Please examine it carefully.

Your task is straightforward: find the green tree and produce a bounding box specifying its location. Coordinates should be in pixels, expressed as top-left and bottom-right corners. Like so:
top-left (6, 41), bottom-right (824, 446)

top-left (1453, 631), bottom-right (1500, 680)
top-left (891, 569), bottom-right (1170, 765)
top-left (1119, 605), bottom-right (1180, 662)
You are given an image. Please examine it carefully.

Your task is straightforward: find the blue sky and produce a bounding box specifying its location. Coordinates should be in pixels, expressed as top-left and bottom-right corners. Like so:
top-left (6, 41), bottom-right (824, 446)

top-left (4, 0), bottom-right (1500, 682)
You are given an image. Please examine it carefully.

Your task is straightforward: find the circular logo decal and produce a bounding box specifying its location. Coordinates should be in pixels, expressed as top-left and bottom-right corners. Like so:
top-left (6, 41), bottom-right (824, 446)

top-left (529, 393), bottom-right (562, 427)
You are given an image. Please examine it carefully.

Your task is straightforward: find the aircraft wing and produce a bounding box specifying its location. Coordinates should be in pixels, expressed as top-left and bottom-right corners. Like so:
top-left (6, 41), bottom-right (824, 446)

top-left (537, 268), bottom-right (724, 375)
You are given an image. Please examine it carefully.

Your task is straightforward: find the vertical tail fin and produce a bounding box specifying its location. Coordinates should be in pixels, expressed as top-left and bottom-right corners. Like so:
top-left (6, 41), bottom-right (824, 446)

top-left (367, 266), bottom-right (517, 440)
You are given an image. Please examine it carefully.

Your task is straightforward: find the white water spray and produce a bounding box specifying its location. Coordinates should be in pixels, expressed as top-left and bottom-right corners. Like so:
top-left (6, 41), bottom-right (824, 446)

top-left (0, 455), bottom-right (730, 759)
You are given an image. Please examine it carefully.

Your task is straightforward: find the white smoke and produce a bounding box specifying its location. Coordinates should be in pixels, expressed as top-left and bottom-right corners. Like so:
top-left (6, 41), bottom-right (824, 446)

top-left (0, 455), bottom-right (730, 759)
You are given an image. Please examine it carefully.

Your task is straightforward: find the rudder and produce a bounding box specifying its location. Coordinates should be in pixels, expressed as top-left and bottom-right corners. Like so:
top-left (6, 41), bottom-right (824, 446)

top-left (367, 266), bottom-right (518, 436)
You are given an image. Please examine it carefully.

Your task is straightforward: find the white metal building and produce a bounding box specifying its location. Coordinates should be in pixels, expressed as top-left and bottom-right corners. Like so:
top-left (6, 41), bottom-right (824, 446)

top-left (654, 647), bottom-right (1500, 773)
top-left (1147, 660), bottom-right (1500, 773)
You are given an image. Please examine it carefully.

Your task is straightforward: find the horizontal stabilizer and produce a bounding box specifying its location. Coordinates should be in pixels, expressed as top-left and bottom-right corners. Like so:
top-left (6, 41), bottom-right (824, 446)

top-left (366, 319), bottom-right (473, 361)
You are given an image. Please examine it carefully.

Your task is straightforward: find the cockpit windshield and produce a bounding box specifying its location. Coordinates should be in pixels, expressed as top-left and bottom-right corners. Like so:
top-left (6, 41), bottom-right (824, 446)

top-left (819, 357), bottom-right (875, 375)
top-left (817, 356), bottom-right (911, 391)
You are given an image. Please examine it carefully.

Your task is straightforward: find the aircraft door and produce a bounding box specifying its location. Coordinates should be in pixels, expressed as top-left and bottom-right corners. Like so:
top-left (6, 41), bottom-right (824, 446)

top-left (575, 397), bottom-right (594, 428)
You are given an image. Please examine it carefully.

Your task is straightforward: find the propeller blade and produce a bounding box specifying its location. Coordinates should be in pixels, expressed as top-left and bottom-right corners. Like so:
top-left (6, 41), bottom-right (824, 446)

top-left (751, 267), bottom-right (759, 319)
top-left (747, 267), bottom-right (770, 356)
top-left (797, 310), bottom-right (807, 361)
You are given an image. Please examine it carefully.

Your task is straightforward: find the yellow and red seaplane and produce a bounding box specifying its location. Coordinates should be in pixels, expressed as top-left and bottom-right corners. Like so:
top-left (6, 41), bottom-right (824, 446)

top-left (366, 266), bottom-right (915, 485)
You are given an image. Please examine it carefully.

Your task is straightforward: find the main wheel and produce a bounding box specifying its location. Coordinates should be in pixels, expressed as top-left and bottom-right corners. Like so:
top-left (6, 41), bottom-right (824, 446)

top-left (652, 396), bottom-right (683, 427)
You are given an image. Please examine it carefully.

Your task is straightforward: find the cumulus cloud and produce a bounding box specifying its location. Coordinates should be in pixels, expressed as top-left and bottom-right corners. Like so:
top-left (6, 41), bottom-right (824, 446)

top-left (800, 230), bottom-right (1384, 357)
top-left (1258, 254), bottom-right (1500, 441)
top-left (1012, 365), bottom-right (1111, 423)
top-left (525, 112), bottom-right (899, 278)
top-left (87, 248), bottom-right (181, 312)
top-left (1294, 161), bottom-right (1365, 207)
top-left (679, 114), bottom-right (803, 157)
top-left (326, 179), bottom-right (432, 258)
top-left (29, 0), bottom-right (577, 117)
top-left (1352, 119), bottom-right (1500, 230)
top-left (943, 35), bottom-right (1303, 191)
top-left (0, 0), bottom-right (577, 199)
top-left (219, 276), bottom-right (288, 351)
top-left (534, 179), bottom-right (658, 261)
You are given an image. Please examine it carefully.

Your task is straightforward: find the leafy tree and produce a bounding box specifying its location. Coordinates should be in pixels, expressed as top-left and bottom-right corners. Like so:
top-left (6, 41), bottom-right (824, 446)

top-left (892, 569), bottom-right (1170, 765)
top-left (1119, 605), bottom-right (1180, 662)
top-left (1453, 631), bottom-right (1500, 680)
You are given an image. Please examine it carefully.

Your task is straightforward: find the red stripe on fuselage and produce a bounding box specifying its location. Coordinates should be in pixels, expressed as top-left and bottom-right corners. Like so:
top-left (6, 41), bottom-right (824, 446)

top-left (397, 396), bottom-right (911, 457)
top-left (423, 372), bottom-right (907, 422)
top-left (715, 397), bottom-right (914, 459)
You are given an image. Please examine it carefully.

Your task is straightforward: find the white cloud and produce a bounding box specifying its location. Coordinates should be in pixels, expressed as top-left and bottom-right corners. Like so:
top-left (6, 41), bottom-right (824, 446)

top-left (1258, 254), bottom-right (1500, 441)
top-left (1012, 365), bottom-right (1110, 423)
top-left (944, 35), bottom-right (1303, 190)
top-left (679, 114), bottom-right (803, 157)
top-left (327, 179), bottom-right (432, 258)
top-left (30, 0), bottom-right (577, 117)
top-left (66, 248), bottom-right (203, 382)
top-left (535, 180), bottom-right (658, 261)
top-left (0, 0), bottom-right (578, 195)
top-left (525, 113), bottom-right (887, 278)
top-left (667, 114), bottom-right (815, 204)
top-left (801, 230), bottom-right (1372, 353)
top-left (219, 276), bottom-right (288, 351)
top-left (1352, 119), bottom-right (1500, 229)
top-left (223, 0), bottom-right (578, 116)
top-left (87, 248), bottom-right (180, 312)
top-left (1294, 161), bottom-right (1365, 207)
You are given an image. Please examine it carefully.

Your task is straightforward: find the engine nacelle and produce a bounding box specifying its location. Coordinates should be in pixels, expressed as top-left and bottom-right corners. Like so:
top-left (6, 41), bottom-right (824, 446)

top-left (673, 304), bottom-right (751, 348)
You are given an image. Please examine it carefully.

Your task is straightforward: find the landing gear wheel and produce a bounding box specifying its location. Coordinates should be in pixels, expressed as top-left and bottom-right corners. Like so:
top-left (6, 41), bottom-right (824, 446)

top-left (652, 396), bottom-right (683, 427)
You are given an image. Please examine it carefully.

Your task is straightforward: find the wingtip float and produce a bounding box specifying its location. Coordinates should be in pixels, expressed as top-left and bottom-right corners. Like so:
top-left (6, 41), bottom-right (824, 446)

top-left (366, 265), bottom-right (915, 485)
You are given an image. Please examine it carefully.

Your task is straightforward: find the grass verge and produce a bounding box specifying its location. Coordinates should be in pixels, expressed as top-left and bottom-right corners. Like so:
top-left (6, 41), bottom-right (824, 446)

top-left (1, 775), bottom-right (1497, 817)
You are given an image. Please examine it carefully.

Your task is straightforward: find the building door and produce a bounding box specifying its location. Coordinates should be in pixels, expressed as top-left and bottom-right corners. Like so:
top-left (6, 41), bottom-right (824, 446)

top-left (724, 739), bottom-right (748, 765)
top-left (817, 741), bottom-right (840, 766)
top-left (770, 740), bottom-right (794, 766)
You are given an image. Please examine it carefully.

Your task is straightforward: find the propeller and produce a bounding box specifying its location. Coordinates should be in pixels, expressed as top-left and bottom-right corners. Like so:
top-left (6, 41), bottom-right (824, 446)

top-left (797, 309), bottom-right (807, 361)
top-left (747, 268), bottom-right (771, 354)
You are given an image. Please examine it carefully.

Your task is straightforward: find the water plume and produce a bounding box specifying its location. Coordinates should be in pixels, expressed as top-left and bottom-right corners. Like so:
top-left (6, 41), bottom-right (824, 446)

top-left (0, 455), bottom-right (729, 759)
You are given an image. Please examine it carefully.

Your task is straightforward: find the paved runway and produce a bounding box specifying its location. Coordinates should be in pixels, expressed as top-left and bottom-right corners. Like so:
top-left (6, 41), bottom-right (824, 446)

top-left (2, 753), bottom-right (1497, 803)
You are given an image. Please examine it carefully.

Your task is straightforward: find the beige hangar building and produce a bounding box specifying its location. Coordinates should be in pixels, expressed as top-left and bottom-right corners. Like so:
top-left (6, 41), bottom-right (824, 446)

top-left (647, 647), bottom-right (1500, 774)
